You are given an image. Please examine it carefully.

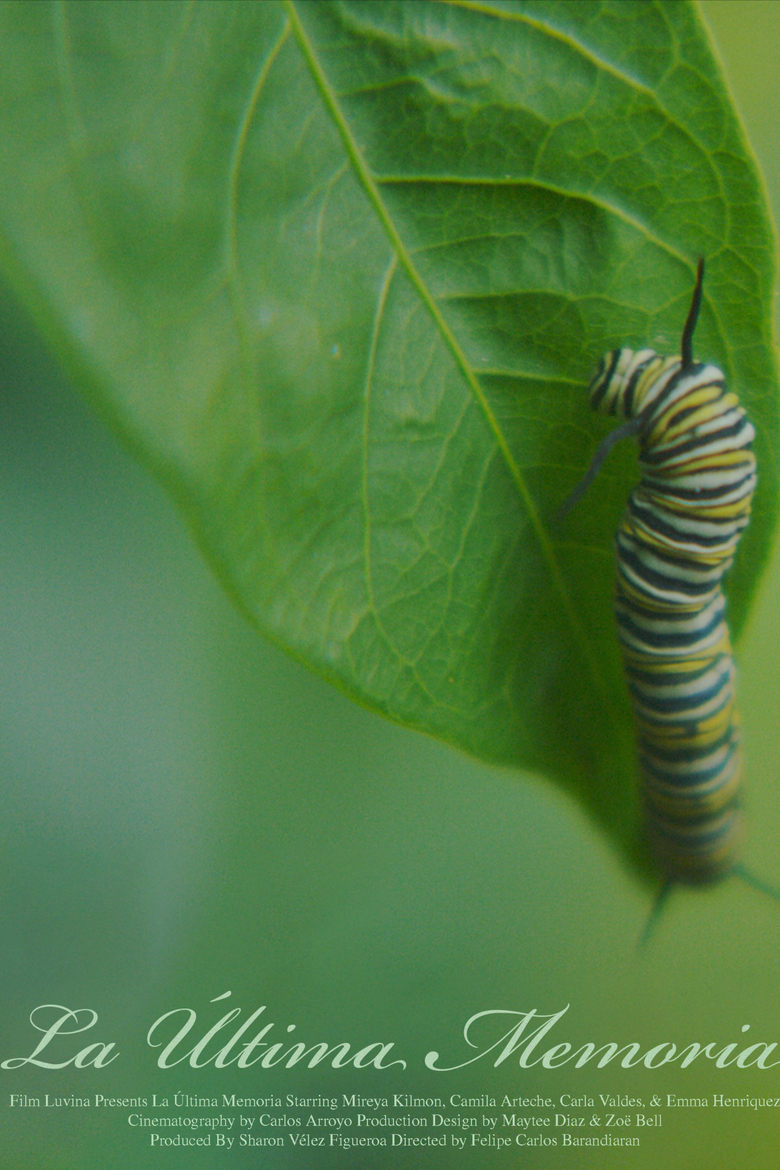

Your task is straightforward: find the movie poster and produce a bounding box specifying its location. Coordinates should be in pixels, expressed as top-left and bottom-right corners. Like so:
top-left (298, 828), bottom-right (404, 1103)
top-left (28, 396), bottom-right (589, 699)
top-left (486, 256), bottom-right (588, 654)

top-left (2, 3), bottom-right (778, 1167)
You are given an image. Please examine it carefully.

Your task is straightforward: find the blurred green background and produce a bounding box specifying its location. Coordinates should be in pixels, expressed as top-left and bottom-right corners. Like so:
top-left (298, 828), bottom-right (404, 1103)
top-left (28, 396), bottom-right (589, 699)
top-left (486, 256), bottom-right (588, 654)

top-left (2, 3), bottom-right (779, 1167)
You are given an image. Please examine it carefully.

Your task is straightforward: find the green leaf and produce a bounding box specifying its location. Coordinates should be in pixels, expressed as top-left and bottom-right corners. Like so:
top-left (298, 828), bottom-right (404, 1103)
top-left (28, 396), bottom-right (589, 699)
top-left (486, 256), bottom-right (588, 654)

top-left (0, 0), bottom-right (776, 880)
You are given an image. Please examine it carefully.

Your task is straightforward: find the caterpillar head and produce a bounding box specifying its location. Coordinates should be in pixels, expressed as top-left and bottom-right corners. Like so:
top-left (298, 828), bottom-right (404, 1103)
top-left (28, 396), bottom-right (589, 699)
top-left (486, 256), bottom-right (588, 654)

top-left (588, 347), bottom-right (659, 418)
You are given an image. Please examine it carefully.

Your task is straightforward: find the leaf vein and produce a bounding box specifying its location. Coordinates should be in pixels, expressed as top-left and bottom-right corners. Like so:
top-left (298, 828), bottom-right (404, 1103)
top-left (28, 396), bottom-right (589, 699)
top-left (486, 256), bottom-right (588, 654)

top-left (287, 0), bottom-right (613, 708)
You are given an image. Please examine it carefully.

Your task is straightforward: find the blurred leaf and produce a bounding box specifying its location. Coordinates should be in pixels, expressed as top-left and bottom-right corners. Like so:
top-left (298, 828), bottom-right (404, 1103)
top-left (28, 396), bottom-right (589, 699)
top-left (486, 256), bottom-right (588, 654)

top-left (0, 0), bottom-right (776, 878)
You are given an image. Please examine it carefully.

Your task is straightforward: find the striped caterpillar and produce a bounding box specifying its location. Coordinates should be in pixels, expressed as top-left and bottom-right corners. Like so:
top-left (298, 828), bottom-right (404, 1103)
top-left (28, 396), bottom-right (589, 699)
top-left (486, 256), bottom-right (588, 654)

top-left (567, 260), bottom-right (762, 897)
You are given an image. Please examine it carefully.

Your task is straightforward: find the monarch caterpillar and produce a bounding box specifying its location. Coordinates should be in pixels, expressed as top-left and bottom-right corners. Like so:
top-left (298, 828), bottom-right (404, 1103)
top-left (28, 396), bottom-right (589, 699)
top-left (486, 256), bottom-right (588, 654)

top-left (566, 259), bottom-right (761, 894)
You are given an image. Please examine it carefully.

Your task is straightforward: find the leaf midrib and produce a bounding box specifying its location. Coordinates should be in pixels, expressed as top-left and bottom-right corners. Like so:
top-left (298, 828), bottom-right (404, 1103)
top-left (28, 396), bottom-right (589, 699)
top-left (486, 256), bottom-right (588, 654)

top-left (285, 0), bottom-right (611, 706)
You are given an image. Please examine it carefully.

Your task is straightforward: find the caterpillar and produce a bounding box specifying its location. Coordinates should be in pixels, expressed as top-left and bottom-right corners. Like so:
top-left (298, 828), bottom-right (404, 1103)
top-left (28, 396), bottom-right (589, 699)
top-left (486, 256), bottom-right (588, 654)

top-left (566, 259), bottom-right (758, 888)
